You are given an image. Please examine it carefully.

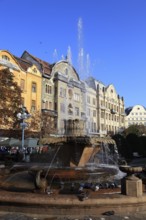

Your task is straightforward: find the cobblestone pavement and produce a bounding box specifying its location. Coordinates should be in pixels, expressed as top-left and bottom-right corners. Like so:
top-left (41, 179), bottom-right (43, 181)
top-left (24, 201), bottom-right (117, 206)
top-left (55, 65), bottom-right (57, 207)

top-left (0, 213), bottom-right (146, 220)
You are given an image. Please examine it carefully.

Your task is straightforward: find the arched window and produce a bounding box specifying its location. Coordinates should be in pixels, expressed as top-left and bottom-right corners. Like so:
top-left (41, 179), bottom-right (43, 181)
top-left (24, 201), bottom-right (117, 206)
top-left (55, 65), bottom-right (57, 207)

top-left (2, 55), bottom-right (10, 61)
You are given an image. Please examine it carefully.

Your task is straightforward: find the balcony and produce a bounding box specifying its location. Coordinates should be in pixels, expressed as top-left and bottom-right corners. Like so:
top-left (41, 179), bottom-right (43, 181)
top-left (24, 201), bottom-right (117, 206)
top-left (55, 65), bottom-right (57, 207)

top-left (54, 72), bottom-right (68, 83)
top-left (41, 109), bottom-right (58, 117)
top-left (111, 109), bottom-right (116, 114)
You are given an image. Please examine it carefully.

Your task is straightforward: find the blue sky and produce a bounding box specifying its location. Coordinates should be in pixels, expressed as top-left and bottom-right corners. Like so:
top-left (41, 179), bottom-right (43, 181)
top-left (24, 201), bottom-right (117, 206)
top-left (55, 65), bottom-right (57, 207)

top-left (1, 0), bottom-right (146, 108)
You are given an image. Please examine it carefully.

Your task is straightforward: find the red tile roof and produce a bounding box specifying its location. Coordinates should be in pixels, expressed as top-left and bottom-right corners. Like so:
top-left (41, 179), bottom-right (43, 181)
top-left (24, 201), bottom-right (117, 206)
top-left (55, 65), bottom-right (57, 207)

top-left (14, 56), bottom-right (32, 71)
top-left (21, 51), bottom-right (53, 76)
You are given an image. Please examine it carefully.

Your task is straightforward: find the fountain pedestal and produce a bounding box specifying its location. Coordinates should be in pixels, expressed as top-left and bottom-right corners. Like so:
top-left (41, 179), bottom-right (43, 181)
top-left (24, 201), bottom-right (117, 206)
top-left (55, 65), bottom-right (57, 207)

top-left (120, 166), bottom-right (143, 197)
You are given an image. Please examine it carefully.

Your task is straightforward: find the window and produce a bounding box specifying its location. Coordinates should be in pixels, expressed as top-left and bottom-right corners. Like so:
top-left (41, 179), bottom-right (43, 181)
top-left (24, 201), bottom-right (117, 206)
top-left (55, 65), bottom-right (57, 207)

top-left (75, 107), bottom-right (79, 116)
top-left (101, 124), bottom-right (104, 131)
top-left (74, 93), bottom-right (80, 101)
top-left (93, 110), bottom-right (96, 117)
top-left (60, 103), bottom-right (65, 113)
top-left (45, 85), bottom-right (52, 94)
top-left (33, 68), bottom-right (37, 73)
top-left (45, 101), bottom-right (48, 109)
top-left (93, 123), bottom-right (96, 132)
top-left (32, 82), bottom-right (37, 93)
top-left (68, 103), bottom-right (73, 115)
top-left (2, 55), bottom-right (10, 61)
top-left (101, 100), bottom-right (103, 106)
top-left (60, 120), bottom-right (65, 133)
top-left (31, 100), bottom-right (36, 111)
top-left (88, 122), bottom-right (90, 130)
top-left (93, 98), bottom-right (96, 105)
top-left (60, 87), bottom-right (66, 97)
top-left (65, 68), bottom-right (68, 75)
top-left (49, 102), bottom-right (52, 110)
top-left (87, 96), bottom-right (90, 104)
top-left (54, 102), bottom-right (57, 111)
top-left (20, 79), bottom-right (25, 91)
top-left (68, 89), bottom-right (73, 99)
top-left (101, 111), bottom-right (104, 119)
top-left (87, 108), bottom-right (90, 116)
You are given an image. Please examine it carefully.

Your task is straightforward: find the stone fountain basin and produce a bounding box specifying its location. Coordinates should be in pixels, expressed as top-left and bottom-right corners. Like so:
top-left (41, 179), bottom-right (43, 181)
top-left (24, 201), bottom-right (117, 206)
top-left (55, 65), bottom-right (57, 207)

top-left (0, 164), bottom-right (119, 192)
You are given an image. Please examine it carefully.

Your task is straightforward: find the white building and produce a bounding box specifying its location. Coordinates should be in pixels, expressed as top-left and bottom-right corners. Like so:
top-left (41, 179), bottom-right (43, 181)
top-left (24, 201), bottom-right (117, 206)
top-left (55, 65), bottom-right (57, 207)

top-left (86, 77), bottom-right (125, 136)
top-left (125, 105), bottom-right (146, 128)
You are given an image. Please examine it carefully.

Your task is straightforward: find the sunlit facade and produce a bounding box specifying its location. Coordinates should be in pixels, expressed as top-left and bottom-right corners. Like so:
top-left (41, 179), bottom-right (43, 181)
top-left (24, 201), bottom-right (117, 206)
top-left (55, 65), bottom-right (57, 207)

top-left (0, 50), bottom-right (42, 113)
top-left (0, 50), bottom-right (126, 137)
top-left (86, 77), bottom-right (125, 136)
top-left (51, 60), bottom-right (86, 135)
top-left (125, 105), bottom-right (146, 128)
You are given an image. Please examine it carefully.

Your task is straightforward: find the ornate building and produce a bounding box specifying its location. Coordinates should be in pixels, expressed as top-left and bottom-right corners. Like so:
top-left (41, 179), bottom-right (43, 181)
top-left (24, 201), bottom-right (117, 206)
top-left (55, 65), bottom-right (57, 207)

top-left (86, 77), bottom-right (125, 136)
top-left (0, 50), bottom-right (125, 138)
top-left (52, 60), bottom-right (86, 136)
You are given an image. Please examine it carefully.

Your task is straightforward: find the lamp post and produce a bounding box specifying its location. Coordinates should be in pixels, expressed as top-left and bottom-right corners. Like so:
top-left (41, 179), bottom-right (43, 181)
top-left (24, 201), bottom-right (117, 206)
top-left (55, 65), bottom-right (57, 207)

top-left (17, 107), bottom-right (31, 161)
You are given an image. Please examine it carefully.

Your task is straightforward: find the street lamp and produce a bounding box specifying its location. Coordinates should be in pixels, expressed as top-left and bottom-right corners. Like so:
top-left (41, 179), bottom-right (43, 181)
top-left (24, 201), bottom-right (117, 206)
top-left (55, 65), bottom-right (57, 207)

top-left (17, 106), bottom-right (31, 161)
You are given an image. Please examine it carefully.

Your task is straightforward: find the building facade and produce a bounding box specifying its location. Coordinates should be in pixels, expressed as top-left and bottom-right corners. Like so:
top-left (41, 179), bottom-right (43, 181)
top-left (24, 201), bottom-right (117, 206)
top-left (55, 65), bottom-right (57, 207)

top-left (0, 50), bottom-right (126, 137)
top-left (84, 82), bottom-right (97, 135)
top-left (86, 77), bottom-right (125, 136)
top-left (52, 60), bottom-right (86, 136)
top-left (0, 50), bottom-right (42, 114)
top-left (125, 105), bottom-right (146, 128)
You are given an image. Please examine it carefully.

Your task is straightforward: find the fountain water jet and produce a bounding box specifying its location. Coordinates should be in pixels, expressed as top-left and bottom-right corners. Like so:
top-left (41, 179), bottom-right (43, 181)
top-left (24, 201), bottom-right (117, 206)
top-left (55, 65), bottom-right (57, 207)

top-left (45, 145), bottom-right (61, 179)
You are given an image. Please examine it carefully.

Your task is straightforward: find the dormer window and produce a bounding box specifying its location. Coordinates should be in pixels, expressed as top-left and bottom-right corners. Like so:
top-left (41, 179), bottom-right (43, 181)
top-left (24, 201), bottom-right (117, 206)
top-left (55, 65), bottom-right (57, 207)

top-left (2, 55), bottom-right (10, 61)
top-left (33, 68), bottom-right (37, 73)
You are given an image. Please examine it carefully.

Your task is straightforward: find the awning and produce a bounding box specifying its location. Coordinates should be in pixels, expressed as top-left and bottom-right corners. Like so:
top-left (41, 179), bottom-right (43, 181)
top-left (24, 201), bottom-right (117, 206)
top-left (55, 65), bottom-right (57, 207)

top-left (0, 138), bottom-right (19, 147)
top-left (0, 138), bottom-right (39, 148)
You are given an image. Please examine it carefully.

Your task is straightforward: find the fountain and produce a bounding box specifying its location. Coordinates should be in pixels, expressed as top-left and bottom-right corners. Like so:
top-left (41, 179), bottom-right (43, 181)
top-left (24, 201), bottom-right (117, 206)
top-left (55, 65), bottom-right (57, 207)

top-left (0, 137), bottom-right (121, 193)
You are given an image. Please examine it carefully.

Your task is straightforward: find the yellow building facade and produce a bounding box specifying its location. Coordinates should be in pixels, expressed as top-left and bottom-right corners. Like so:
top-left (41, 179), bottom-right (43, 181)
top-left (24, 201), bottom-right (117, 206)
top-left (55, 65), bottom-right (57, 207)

top-left (0, 50), bottom-right (42, 113)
